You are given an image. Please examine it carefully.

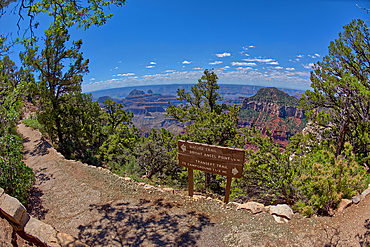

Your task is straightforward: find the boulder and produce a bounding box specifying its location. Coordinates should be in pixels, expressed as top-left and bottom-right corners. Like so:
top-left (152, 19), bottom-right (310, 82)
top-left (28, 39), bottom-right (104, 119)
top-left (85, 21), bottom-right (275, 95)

top-left (337, 199), bottom-right (352, 212)
top-left (237, 202), bottom-right (265, 214)
top-left (0, 194), bottom-right (29, 229)
top-left (269, 204), bottom-right (294, 220)
top-left (24, 217), bottom-right (56, 244)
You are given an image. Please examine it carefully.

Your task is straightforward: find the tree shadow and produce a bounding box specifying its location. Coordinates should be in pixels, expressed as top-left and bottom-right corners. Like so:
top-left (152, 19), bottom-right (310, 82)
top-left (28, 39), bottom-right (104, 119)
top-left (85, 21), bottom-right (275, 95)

top-left (34, 167), bottom-right (53, 184)
top-left (29, 138), bottom-right (52, 156)
top-left (356, 219), bottom-right (370, 247)
top-left (77, 198), bottom-right (216, 246)
top-left (26, 186), bottom-right (49, 220)
top-left (323, 219), bottom-right (370, 247)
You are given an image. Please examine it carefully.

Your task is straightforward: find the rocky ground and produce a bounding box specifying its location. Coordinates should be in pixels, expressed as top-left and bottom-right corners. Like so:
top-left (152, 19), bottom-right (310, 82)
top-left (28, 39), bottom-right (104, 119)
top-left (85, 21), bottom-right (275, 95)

top-left (1, 123), bottom-right (370, 246)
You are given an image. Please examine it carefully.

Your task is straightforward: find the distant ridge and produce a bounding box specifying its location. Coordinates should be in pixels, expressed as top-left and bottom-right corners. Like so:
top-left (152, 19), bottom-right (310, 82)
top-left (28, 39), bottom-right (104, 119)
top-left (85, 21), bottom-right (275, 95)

top-left (87, 84), bottom-right (304, 101)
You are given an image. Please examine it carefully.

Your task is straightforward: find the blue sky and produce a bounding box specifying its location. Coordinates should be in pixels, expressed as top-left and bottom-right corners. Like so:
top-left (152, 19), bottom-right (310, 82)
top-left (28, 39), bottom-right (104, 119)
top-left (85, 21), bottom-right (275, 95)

top-left (1, 0), bottom-right (370, 92)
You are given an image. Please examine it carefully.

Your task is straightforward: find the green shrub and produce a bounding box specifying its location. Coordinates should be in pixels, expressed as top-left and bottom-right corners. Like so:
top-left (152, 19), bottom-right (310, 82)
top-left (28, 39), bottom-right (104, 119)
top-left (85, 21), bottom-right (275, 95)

top-left (294, 143), bottom-right (367, 216)
top-left (0, 134), bottom-right (35, 205)
top-left (232, 129), bottom-right (368, 217)
top-left (22, 114), bottom-right (45, 133)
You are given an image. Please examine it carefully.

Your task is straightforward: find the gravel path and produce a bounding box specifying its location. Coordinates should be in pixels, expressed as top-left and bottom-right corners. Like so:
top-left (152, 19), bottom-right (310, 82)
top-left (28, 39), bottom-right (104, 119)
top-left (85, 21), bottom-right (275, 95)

top-left (10, 123), bottom-right (370, 246)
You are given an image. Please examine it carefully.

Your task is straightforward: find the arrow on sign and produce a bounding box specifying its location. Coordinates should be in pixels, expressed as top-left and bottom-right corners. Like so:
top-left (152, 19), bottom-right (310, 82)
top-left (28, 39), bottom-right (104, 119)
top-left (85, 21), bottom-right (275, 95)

top-left (232, 168), bottom-right (239, 176)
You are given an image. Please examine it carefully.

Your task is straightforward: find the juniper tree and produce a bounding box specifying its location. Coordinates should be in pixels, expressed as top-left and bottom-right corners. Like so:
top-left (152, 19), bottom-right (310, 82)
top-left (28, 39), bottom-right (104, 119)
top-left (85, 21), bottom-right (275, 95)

top-left (301, 19), bottom-right (370, 165)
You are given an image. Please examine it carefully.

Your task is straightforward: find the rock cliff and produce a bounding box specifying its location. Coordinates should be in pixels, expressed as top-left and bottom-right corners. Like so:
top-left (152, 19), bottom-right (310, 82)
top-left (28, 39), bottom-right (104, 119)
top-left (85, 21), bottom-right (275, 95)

top-left (239, 87), bottom-right (307, 147)
top-left (241, 87), bottom-right (305, 119)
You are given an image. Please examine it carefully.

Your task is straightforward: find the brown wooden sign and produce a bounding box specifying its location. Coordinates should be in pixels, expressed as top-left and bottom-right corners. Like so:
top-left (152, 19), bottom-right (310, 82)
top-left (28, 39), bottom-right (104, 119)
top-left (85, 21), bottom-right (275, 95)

top-left (177, 140), bottom-right (245, 203)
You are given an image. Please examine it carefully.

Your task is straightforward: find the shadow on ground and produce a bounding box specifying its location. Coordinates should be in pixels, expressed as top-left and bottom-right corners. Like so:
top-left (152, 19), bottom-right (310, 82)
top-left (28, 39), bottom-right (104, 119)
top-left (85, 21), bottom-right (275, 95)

top-left (356, 219), bottom-right (370, 247)
top-left (77, 198), bottom-right (215, 246)
top-left (29, 138), bottom-right (52, 156)
top-left (26, 186), bottom-right (48, 220)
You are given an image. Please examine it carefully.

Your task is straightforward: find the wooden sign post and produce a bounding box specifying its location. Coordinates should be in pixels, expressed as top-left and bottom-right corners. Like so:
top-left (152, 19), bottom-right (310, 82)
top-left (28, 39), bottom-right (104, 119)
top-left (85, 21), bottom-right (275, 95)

top-left (177, 140), bottom-right (245, 204)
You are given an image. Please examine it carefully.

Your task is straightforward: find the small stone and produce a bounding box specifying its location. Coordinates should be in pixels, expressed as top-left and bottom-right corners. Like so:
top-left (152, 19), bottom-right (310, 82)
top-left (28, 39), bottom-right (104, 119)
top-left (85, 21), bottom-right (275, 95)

top-left (124, 177), bottom-right (132, 181)
top-left (272, 214), bottom-right (289, 223)
top-left (192, 195), bottom-right (206, 200)
top-left (206, 197), bottom-right (212, 200)
top-left (269, 204), bottom-right (294, 220)
top-left (24, 217), bottom-right (55, 244)
top-left (352, 196), bottom-right (361, 204)
top-left (143, 184), bottom-right (154, 190)
top-left (337, 199), bottom-right (352, 212)
top-left (237, 202), bottom-right (265, 214)
top-left (162, 188), bottom-right (174, 194)
top-left (138, 182), bottom-right (145, 186)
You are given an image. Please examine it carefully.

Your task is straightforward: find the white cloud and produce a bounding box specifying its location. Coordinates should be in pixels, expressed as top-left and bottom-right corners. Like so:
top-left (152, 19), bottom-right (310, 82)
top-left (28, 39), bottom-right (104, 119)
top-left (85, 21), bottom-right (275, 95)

top-left (115, 67), bottom-right (118, 69)
top-left (216, 52), bottom-right (231, 57)
top-left (231, 62), bottom-right (257, 66)
top-left (118, 61), bottom-right (122, 63)
top-left (267, 61), bottom-right (279, 65)
top-left (193, 67), bottom-right (203, 70)
top-left (273, 66), bottom-right (283, 70)
top-left (297, 55), bottom-right (304, 58)
top-left (209, 61), bottom-right (223, 65)
top-left (150, 62), bottom-right (156, 65)
top-left (117, 73), bottom-right (135, 76)
top-left (302, 63), bottom-right (315, 69)
top-left (314, 53), bottom-right (320, 57)
top-left (243, 58), bottom-right (275, 63)
top-left (164, 70), bottom-right (175, 73)
top-left (220, 66), bottom-right (230, 70)
top-left (89, 78), bottom-right (95, 80)
top-left (286, 67), bottom-right (295, 71)
top-left (146, 65), bottom-right (155, 68)
top-left (182, 60), bottom-right (191, 64)
top-left (249, 45), bottom-right (255, 48)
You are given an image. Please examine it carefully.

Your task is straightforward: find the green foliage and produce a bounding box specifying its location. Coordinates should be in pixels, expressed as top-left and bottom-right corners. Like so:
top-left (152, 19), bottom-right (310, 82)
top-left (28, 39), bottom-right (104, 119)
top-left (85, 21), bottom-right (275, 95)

top-left (57, 93), bottom-right (102, 163)
top-left (100, 99), bottom-right (134, 134)
top-left (98, 99), bottom-right (139, 167)
top-left (234, 127), bottom-right (368, 216)
top-left (294, 143), bottom-right (367, 216)
top-left (0, 43), bottom-right (35, 204)
top-left (134, 128), bottom-right (183, 185)
top-left (167, 69), bottom-right (244, 190)
top-left (235, 127), bottom-right (298, 205)
top-left (302, 19), bottom-right (370, 163)
top-left (20, 24), bottom-right (89, 144)
top-left (22, 114), bottom-right (45, 132)
top-left (4, 0), bottom-right (126, 32)
top-left (0, 134), bottom-right (35, 205)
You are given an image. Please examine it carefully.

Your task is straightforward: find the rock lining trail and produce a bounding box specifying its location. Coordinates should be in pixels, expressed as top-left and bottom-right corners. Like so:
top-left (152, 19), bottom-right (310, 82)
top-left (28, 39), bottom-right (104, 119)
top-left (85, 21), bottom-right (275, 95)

top-left (13, 122), bottom-right (370, 246)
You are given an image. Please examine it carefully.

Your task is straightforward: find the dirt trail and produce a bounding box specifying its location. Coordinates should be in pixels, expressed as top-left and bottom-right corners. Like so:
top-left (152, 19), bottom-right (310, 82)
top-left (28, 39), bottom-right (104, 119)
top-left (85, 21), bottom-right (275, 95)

top-left (10, 123), bottom-right (370, 246)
